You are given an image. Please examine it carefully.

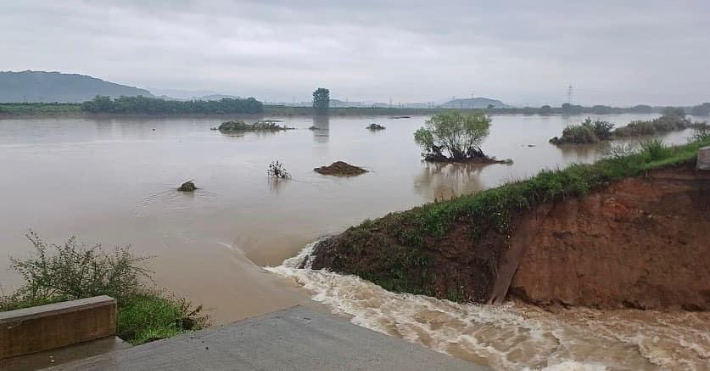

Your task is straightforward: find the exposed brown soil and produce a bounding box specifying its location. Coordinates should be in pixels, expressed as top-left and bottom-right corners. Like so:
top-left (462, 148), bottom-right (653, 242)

top-left (508, 162), bottom-right (710, 310)
top-left (311, 162), bottom-right (710, 311)
top-left (314, 161), bottom-right (368, 176)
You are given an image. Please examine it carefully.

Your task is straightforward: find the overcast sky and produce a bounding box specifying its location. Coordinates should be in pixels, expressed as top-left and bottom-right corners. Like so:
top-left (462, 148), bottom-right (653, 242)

top-left (1, 0), bottom-right (708, 106)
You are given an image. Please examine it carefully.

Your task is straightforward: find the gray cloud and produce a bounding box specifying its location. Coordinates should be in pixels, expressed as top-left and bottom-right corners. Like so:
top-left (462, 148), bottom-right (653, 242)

top-left (1, 0), bottom-right (708, 106)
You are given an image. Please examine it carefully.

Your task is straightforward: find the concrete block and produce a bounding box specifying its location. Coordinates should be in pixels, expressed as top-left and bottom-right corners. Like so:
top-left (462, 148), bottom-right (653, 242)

top-left (0, 296), bottom-right (116, 360)
top-left (698, 146), bottom-right (710, 171)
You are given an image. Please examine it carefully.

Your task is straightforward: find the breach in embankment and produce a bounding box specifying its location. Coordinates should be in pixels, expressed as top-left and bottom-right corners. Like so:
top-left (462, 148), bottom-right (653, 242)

top-left (306, 137), bottom-right (710, 311)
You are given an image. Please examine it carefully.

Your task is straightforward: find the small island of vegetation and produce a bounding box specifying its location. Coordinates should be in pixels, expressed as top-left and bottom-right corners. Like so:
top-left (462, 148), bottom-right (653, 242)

top-left (550, 108), bottom-right (706, 145)
top-left (177, 180), bottom-right (197, 192)
top-left (549, 118), bottom-right (614, 144)
top-left (366, 123), bottom-right (386, 130)
top-left (314, 161), bottom-right (368, 176)
top-left (612, 107), bottom-right (694, 137)
top-left (217, 120), bottom-right (293, 132)
top-left (414, 111), bottom-right (510, 164)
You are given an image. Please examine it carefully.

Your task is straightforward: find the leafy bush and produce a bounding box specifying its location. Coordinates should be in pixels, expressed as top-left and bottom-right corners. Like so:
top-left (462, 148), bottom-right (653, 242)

top-left (640, 139), bottom-right (670, 161)
top-left (550, 118), bottom-right (614, 144)
top-left (0, 233), bottom-right (208, 344)
top-left (4, 232), bottom-right (149, 306)
top-left (613, 120), bottom-right (656, 137)
top-left (604, 142), bottom-right (639, 165)
top-left (692, 122), bottom-right (710, 142)
top-left (550, 124), bottom-right (599, 144)
top-left (268, 161), bottom-right (291, 179)
top-left (414, 111), bottom-right (492, 161)
top-left (581, 117), bottom-right (615, 140)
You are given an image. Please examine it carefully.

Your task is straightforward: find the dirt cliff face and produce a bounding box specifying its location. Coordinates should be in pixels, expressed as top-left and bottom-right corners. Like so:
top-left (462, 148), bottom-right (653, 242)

top-left (310, 161), bottom-right (710, 311)
top-left (509, 163), bottom-right (710, 310)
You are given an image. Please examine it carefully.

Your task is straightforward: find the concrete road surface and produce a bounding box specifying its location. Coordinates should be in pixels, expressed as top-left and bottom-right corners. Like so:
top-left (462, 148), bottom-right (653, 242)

top-left (52, 305), bottom-right (486, 370)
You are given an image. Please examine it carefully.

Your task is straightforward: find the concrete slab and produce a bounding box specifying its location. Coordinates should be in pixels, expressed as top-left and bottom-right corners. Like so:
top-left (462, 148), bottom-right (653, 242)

top-left (0, 296), bottom-right (116, 360)
top-left (697, 146), bottom-right (710, 171)
top-left (52, 306), bottom-right (485, 371)
top-left (0, 337), bottom-right (129, 371)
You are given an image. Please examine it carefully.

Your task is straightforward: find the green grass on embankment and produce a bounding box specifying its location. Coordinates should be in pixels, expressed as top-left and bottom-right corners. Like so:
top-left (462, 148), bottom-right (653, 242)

top-left (0, 232), bottom-right (208, 345)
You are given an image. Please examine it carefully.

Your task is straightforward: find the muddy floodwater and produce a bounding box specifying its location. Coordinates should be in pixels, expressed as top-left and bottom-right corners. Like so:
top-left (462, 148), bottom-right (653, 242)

top-left (1, 113), bottom-right (706, 370)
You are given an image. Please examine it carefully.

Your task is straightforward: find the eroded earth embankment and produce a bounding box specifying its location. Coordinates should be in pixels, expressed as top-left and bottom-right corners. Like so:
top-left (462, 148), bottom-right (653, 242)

top-left (508, 163), bottom-right (710, 310)
top-left (310, 161), bottom-right (710, 311)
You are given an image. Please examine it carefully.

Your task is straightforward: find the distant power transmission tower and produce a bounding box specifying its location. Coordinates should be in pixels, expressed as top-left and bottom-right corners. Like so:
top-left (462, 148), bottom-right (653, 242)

top-left (567, 84), bottom-right (573, 105)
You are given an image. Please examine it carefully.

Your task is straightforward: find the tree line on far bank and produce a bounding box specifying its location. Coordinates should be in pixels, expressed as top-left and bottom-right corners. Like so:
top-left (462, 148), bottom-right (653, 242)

top-left (81, 95), bottom-right (264, 114)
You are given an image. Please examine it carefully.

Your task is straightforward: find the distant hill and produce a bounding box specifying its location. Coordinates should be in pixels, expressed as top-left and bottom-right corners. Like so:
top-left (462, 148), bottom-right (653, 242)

top-left (0, 71), bottom-right (153, 103)
top-left (440, 97), bottom-right (509, 109)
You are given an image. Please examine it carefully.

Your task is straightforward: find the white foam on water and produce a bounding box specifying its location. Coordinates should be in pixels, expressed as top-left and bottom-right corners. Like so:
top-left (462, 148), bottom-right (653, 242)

top-left (534, 361), bottom-right (608, 371)
top-left (267, 244), bottom-right (710, 371)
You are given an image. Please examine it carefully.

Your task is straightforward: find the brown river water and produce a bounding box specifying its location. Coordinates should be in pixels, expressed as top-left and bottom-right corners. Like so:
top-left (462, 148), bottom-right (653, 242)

top-left (0, 114), bottom-right (707, 370)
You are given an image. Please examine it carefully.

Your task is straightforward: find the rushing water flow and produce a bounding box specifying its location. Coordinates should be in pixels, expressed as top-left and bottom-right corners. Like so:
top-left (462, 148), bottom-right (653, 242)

top-left (267, 243), bottom-right (710, 371)
top-left (0, 113), bottom-right (706, 368)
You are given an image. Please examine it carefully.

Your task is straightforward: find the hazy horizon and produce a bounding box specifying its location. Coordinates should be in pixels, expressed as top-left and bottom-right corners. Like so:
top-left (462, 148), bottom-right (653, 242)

top-left (1, 1), bottom-right (709, 106)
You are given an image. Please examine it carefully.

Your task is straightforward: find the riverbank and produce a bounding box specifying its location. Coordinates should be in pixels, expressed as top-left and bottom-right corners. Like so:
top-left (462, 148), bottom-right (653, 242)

top-left (5, 102), bottom-right (707, 119)
top-left (307, 138), bottom-right (710, 310)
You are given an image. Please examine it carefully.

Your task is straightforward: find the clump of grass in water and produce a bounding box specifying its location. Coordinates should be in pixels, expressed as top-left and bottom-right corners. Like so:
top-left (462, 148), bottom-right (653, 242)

top-left (218, 120), bottom-right (292, 132)
top-left (0, 232), bottom-right (208, 345)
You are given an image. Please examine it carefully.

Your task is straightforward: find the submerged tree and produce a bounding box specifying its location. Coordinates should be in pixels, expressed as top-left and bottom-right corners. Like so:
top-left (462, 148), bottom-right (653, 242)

top-left (414, 111), bottom-right (492, 162)
top-left (312, 88), bottom-right (330, 113)
top-left (267, 161), bottom-right (291, 179)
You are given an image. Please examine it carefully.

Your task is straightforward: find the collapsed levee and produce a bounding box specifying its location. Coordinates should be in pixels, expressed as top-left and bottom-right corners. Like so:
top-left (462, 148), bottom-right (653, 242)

top-left (508, 163), bottom-right (710, 310)
top-left (308, 141), bottom-right (710, 311)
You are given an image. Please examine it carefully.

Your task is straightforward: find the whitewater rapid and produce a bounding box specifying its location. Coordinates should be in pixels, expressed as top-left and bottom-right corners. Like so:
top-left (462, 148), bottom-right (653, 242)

top-left (266, 241), bottom-right (710, 371)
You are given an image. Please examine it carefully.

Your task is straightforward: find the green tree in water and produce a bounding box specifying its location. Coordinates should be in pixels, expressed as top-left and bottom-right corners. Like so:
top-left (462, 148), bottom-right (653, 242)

top-left (414, 111), bottom-right (492, 162)
top-left (312, 88), bottom-right (330, 113)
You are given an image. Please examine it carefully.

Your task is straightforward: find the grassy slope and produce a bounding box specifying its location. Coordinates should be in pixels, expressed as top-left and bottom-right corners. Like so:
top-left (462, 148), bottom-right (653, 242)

top-left (313, 138), bottom-right (710, 300)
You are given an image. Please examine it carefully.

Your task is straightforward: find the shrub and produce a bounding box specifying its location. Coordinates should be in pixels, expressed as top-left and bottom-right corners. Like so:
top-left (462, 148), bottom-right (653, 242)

top-left (4, 232), bottom-right (149, 306)
top-left (613, 109), bottom-right (691, 137)
top-left (581, 117), bottom-right (615, 140)
top-left (268, 161), bottom-right (290, 179)
top-left (614, 120), bottom-right (656, 137)
top-left (0, 233), bottom-right (208, 345)
top-left (550, 124), bottom-right (599, 144)
top-left (692, 122), bottom-right (710, 142)
top-left (414, 111), bottom-right (491, 161)
top-left (604, 142), bottom-right (639, 165)
top-left (640, 139), bottom-right (670, 161)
